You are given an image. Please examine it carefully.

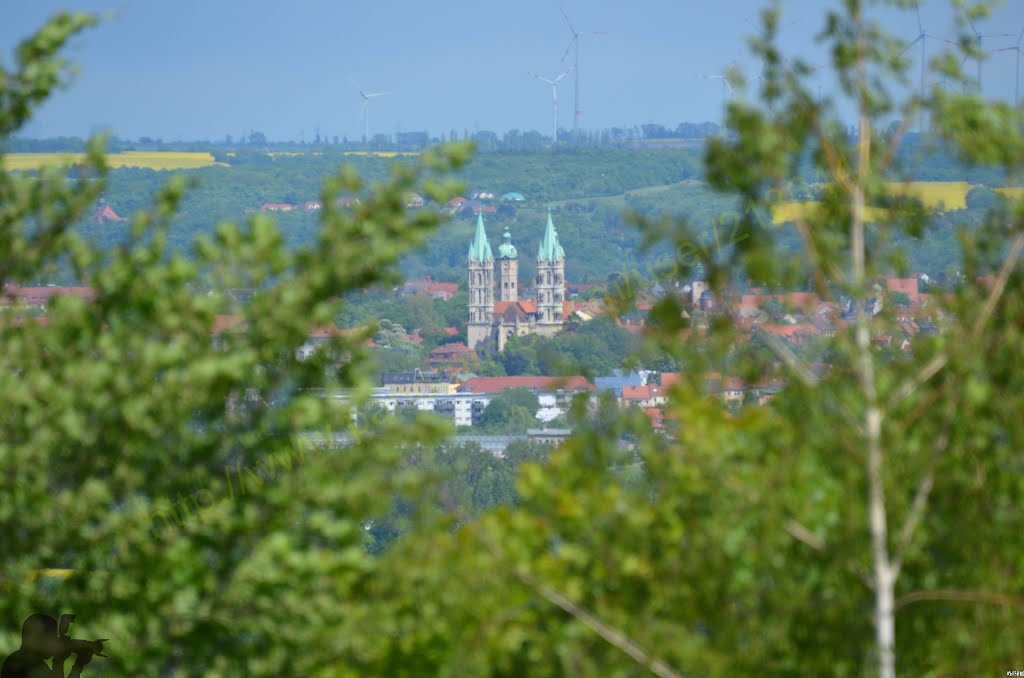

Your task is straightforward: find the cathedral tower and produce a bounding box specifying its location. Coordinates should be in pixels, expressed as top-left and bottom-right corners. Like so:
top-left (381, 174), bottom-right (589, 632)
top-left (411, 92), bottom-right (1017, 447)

top-left (535, 209), bottom-right (566, 332)
top-left (467, 212), bottom-right (495, 349)
top-left (497, 226), bottom-right (518, 302)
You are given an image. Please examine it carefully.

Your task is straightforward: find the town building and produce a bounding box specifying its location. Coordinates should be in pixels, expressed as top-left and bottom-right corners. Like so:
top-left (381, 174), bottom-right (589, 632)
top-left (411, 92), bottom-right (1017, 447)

top-left (466, 210), bottom-right (569, 351)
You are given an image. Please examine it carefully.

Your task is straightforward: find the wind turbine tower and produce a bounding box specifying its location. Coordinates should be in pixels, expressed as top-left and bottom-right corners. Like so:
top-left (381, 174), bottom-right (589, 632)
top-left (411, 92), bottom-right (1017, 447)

top-left (560, 7), bottom-right (606, 137)
top-left (900, 2), bottom-right (943, 131)
top-left (357, 85), bottom-right (391, 144)
top-left (530, 66), bottom-right (574, 143)
top-left (700, 62), bottom-right (737, 118)
top-left (964, 18), bottom-right (1012, 92)
top-left (994, 28), bottom-right (1024, 107)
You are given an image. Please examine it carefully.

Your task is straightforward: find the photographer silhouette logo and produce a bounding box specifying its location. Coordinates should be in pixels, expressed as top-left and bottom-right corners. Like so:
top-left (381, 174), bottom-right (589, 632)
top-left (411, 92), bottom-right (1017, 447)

top-left (1, 614), bottom-right (107, 678)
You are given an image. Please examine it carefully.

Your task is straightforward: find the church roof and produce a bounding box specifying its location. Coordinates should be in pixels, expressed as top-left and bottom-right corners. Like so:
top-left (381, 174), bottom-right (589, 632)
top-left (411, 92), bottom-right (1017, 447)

top-left (497, 227), bottom-right (517, 259)
top-left (537, 209), bottom-right (565, 263)
top-left (468, 212), bottom-right (493, 263)
top-left (495, 300), bottom-right (538, 317)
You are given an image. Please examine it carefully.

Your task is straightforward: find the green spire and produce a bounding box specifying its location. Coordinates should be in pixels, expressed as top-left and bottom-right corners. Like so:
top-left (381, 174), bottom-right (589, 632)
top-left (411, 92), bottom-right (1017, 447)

top-left (537, 209), bottom-right (565, 263)
top-left (468, 212), bottom-right (493, 262)
top-left (497, 226), bottom-right (518, 259)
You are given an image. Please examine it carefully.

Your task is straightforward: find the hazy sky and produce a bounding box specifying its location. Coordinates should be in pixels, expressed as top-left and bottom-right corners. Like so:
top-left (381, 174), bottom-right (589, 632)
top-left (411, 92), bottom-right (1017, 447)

top-left (4, 0), bottom-right (1024, 142)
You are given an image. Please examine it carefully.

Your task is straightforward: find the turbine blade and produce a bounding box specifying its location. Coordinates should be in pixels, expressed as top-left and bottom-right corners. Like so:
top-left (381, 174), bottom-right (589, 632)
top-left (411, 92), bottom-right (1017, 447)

top-left (560, 40), bottom-right (574, 63)
top-left (561, 7), bottom-right (576, 35)
top-left (899, 34), bottom-right (924, 57)
top-left (915, 2), bottom-right (924, 34)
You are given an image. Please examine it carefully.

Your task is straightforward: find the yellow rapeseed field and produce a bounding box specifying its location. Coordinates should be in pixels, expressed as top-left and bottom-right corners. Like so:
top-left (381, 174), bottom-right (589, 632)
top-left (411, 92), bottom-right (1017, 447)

top-left (772, 181), bottom-right (978, 224)
top-left (4, 150), bottom-right (416, 170)
top-left (884, 181), bottom-right (971, 211)
top-left (772, 201), bottom-right (890, 224)
top-left (3, 151), bottom-right (222, 171)
top-left (342, 151), bottom-right (419, 157)
top-left (996, 187), bottom-right (1024, 199)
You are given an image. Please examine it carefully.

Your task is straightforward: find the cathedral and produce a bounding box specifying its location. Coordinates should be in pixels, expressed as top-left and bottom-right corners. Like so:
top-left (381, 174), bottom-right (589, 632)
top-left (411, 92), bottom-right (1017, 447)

top-left (467, 210), bottom-right (568, 351)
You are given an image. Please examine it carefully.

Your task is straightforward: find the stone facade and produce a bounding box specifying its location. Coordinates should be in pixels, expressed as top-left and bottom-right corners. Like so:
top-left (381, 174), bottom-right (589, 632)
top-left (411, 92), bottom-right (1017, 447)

top-left (466, 211), bottom-right (568, 351)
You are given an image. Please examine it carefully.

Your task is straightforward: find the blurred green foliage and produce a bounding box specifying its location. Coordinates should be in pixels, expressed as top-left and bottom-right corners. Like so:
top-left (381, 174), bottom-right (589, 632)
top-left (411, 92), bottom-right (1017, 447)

top-left (4, 3), bottom-right (1024, 677)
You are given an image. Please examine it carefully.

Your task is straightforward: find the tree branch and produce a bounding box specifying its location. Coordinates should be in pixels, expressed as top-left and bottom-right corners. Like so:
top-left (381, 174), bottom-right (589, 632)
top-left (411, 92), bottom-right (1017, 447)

top-left (970, 229), bottom-right (1024, 343)
top-left (784, 519), bottom-right (825, 550)
top-left (512, 567), bottom-right (686, 678)
top-left (755, 329), bottom-right (820, 388)
top-left (895, 589), bottom-right (1024, 611)
top-left (889, 397), bottom-right (957, 582)
top-left (442, 494), bottom-right (686, 678)
top-left (889, 228), bottom-right (1024, 409)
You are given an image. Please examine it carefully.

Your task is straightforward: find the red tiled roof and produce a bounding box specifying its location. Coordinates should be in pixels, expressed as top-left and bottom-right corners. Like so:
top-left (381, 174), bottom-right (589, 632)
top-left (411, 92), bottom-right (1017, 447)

top-left (724, 377), bottom-right (745, 391)
top-left (429, 342), bottom-right (475, 359)
top-left (755, 323), bottom-right (820, 338)
top-left (212, 314), bottom-right (244, 336)
top-left (621, 385), bottom-right (649, 400)
top-left (644, 407), bottom-right (665, 429)
top-left (3, 285), bottom-right (97, 306)
top-left (307, 324), bottom-right (344, 339)
top-left (737, 292), bottom-right (822, 312)
top-left (403, 278), bottom-right (459, 299)
top-left (425, 283), bottom-right (458, 298)
top-left (494, 300), bottom-right (538, 315)
top-left (886, 277), bottom-right (920, 304)
top-left (444, 326), bottom-right (458, 336)
top-left (92, 204), bottom-right (126, 223)
top-left (460, 375), bottom-right (594, 394)
top-left (622, 384), bottom-right (663, 401)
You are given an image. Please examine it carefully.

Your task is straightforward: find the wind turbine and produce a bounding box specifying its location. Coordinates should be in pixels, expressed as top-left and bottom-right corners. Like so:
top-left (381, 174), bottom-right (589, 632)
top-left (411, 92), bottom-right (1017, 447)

top-left (899, 3), bottom-right (938, 130)
top-left (993, 28), bottom-right (1024, 107)
top-left (355, 83), bottom-right (390, 144)
top-left (743, 15), bottom-right (801, 81)
top-left (963, 18), bottom-right (1012, 92)
top-left (701, 73), bottom-right (735, 99)
top-left (559, 7), bottom-right (606, 136)
top-left (530, 65), bottom-right (574, 143)
top-left (701, 61), bottom-right (737, 116)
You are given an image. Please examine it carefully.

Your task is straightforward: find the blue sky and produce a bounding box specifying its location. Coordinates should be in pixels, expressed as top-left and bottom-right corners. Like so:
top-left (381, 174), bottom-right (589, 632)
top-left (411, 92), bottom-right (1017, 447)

top-left (3, 0), bottom-right (1024, 141)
